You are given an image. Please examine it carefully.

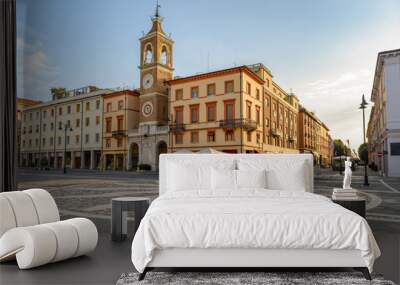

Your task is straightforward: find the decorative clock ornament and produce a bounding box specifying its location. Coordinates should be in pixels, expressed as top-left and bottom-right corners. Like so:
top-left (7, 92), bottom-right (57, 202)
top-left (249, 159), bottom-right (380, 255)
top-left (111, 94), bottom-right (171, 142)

top-left (142, 74), bottom-right (154, 89)
top-left (142, 101), bottom-right (154, 117)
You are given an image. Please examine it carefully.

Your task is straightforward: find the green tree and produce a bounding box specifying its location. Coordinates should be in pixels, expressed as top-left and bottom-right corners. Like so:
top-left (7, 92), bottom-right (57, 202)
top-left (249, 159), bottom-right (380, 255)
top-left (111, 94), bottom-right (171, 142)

top-left (50, 87), bottom-right (66, 99)
top-left (358, 143), bottom-right (368, 163)
top-left (333, 139), bottom-right (345, 156)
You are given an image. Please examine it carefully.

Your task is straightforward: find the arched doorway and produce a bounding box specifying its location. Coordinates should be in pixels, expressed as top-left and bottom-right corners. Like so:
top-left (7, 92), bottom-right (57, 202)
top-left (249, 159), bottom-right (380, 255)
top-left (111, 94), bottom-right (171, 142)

top-left (156, 141), bottom-right (168, 170)
top-left (130, 143), bottom-right (139, 171)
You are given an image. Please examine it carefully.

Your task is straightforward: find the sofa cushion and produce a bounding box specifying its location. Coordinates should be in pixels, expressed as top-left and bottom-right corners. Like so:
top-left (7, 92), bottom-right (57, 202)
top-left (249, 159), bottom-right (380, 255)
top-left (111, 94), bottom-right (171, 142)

top-left (24, 189), bottom-right (59, 224)
top-left (0, 218), bottom-right (98, 269)
top-left (0, 196), bottom-right (17, 237)
top-left (1, 192), bottom-right (39, 227)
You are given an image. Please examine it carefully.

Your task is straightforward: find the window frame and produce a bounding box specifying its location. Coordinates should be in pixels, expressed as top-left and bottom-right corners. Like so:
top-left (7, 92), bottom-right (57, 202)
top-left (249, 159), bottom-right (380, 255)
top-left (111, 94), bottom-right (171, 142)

top-left (175, 133), bottom-right (183, 144)
top-left (225, 130), bottom-right (234, 141)
top-left (207, 83), bottom-right (216, 96)
top-left (246, 82), bottom-right (251, 95)
top-left (106, 102), bottom-right (112, 112)
top-left (118, 100), bottom-right (124, 110)
top-left (189, 104), bottom-right (199, 123)
top-left (117, 115), bottom-right (124, 130)
top-left (105, 117), bottom-right (112, 133)
top-left (224, 99), bottom-right (235, 120)
top-left (174, 106), bottom-right (184, 124)
top-left (190, 86), bottom-right (199, 98)
top-left (206, 102), bottom-right (217, 122)
top-left (175, 89), bottom-right (183, 101)
top-left (207, 130), bottom-right (216, 142)
top-left (225, 80), bottom-right (234, 93)
top-left (191, 131), bottom-right (199, 143)
top-left (256, 106), bottom-right (260, 124)
top-left (246, 101), bottom-right (252, 120)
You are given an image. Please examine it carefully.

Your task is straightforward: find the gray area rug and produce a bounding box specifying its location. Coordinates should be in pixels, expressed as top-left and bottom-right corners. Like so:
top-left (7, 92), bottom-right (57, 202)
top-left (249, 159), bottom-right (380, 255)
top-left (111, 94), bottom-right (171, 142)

top-left (116, 272), bottom-right (396, 285)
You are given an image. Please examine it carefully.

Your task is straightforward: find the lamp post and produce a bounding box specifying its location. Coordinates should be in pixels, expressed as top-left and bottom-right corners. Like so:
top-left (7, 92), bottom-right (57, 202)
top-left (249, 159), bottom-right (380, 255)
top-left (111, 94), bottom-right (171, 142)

top-left (60, 123), bottom-right (73, 174)
top-left (340, 154), bottom-right (343, 175)
top-left (359, 94), bottom-right (369, 186)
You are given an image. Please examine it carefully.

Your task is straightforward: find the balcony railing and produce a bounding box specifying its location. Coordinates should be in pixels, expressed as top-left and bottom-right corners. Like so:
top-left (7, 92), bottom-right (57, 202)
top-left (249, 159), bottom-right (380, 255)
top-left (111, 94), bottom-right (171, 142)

top-left (169, 123), bottom-right (185, 132)
top-left (270, 128), bottom-right (283, 137)
top-left (219, 119), bottom-right (257, 131)
top-left (156, 125), bottom-right (169, 133)
top-left (112, 130), bottom-right (126, 137)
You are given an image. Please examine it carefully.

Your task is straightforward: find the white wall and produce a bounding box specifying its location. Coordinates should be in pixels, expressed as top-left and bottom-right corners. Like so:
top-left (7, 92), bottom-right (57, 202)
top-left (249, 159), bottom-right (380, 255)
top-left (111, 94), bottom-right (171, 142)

top-left (384, 54), bottom-right (400, 177)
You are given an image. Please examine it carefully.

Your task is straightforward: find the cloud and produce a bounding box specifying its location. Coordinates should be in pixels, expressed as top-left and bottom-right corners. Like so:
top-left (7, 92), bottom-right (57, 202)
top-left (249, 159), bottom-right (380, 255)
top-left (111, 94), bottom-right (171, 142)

top-left (295, 69), bottom-right (373, 149)
top-left (17, 37), bottom-right (58, 101)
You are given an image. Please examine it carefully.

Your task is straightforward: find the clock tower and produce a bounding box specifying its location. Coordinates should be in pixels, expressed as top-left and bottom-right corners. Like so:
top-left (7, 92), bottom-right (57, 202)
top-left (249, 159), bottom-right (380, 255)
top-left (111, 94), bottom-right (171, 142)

top-left (139, 5), bottom-right (173, 127)
top-left (127, 3), bottom-right (171, 171)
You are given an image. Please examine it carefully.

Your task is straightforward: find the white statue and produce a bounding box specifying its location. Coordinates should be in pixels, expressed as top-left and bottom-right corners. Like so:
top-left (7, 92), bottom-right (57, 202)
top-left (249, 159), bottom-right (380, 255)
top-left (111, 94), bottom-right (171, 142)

top-left (343, 157), bottom-right (352, 189)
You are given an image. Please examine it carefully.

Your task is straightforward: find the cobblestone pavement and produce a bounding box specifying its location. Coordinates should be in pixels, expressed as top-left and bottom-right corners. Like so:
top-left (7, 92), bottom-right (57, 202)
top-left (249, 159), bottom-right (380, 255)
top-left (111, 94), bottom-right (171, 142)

top-left (314, 167), bottom-right (400, 232)
top-left (17, 167), bottom-right (400, 233)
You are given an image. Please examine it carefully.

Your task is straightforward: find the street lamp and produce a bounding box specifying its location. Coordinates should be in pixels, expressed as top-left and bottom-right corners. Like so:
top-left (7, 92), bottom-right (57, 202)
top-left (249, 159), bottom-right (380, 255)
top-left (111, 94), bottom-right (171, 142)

top-left (59, 123), bottom-right (73, 174)
top-left (340, 153), bottom-right (343, 175)
top-left (359, 94), bottom-right (369, 186)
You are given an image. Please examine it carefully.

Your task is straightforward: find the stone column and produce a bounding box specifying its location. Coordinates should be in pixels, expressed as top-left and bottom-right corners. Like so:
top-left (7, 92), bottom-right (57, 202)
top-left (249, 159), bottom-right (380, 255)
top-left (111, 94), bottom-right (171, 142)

top-left (19, 152), bottom-right (23, 167)
top-left (62, 152), bottom-right (65, 169)
top-left (123, 153), bottom-right (126, 171)
top-left (46, 152), bottom-right (50, 168)
top-left (102, 154), bottom-right (106, 171)
top-left (71, 151), bottom-right (76, 169)
top-left (126, 147), bottom-right (131, 171)
top-left (90, 150), bottom-right (95, 170)
top-left (81, 151), bottom-right (85, 169)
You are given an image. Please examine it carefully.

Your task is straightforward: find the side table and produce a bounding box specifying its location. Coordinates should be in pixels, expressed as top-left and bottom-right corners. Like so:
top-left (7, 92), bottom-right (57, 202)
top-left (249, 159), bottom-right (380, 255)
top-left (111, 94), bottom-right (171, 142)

top-left (332, 198), bottom-right (366, 218)
top-left (111, 197), bottom-right (151, 242)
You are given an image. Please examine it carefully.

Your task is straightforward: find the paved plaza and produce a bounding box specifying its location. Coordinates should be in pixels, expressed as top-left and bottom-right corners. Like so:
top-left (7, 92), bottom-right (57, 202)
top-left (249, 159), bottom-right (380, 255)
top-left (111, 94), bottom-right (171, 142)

top-left (17, 167), bottom-right (400, 233)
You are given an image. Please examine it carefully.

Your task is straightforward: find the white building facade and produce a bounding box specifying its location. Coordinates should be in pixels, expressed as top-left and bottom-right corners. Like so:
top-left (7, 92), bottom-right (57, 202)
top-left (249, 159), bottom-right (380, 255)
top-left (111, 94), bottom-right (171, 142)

top-left (20, 87), bottom-right (111, 170)
top-left (367, 49), bottom-right (400, 177)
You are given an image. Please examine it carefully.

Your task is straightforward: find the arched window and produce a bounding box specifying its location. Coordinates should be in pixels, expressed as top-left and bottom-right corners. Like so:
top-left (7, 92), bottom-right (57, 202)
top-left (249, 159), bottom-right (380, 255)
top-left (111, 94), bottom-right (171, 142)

top-left (144, 44), bottom-right (153, 64)
top-left (161, 45), bottom-right (168, 65)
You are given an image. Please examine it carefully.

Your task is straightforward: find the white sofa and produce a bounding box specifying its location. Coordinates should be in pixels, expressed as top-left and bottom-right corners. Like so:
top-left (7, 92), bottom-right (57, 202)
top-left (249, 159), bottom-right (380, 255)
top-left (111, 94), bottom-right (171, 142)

top-left (0, 188), bottom-right (98, 269)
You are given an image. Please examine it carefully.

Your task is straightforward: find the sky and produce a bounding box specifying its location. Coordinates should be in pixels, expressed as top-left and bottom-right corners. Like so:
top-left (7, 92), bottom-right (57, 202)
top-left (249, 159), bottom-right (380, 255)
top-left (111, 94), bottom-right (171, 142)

top-left (16, 0), bottom-right (400, 149)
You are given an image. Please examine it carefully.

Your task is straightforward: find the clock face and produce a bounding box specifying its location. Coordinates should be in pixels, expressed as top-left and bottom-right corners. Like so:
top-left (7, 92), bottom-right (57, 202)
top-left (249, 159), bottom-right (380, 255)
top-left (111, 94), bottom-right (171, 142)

top-left (142, 102), bottom-right (154, 117)
top-left (142, 74), bottom-right (154, 89)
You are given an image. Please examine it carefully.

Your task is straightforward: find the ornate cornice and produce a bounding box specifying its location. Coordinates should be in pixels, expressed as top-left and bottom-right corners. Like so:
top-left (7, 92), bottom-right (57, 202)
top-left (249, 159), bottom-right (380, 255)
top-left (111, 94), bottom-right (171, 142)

top-left (167, 66), bottom-right (264, 85)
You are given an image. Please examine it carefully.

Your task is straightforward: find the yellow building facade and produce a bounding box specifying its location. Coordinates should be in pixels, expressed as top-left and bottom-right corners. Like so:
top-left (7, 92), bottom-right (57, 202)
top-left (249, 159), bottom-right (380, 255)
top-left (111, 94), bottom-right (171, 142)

top-left (168, 64), bottom-right (300, 154)
top-left (102, 90), bottom-right (140, 170)
top-left (319, 123), bottom-right (332, 167)
top-left (298, 106), bottom-right (332, 167)
top-left (18, 6), bottom-right (333, 171)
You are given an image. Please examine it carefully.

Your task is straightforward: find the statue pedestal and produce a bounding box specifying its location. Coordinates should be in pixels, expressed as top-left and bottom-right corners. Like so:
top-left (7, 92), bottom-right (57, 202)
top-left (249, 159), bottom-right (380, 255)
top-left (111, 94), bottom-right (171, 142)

top-left (332, 188), bottom-right (360, 201)
top-left (332, 199), bottom-right (366, 218)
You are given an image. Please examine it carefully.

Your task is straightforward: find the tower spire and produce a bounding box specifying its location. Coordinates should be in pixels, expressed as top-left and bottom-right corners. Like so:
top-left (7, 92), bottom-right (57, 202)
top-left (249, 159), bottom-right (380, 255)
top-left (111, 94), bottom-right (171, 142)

top-left (148, 0), bottom-right (165, 35)
top-left (154, 0), bottom-right (161, 18)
